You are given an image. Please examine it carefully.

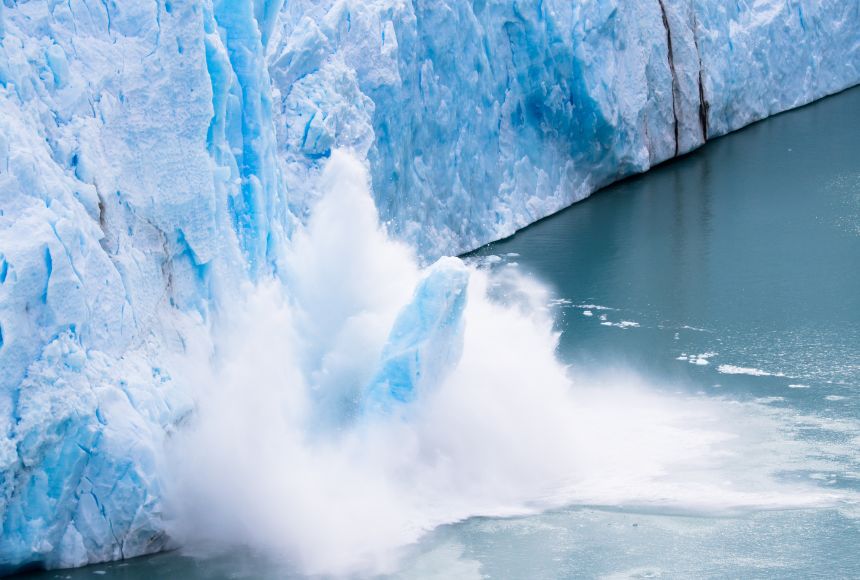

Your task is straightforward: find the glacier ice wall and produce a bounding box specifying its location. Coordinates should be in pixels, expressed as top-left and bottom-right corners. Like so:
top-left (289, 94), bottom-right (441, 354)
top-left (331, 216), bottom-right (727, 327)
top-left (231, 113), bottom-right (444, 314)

top-left (0, 0), bottom-right (288, 570)
top-left (273, 0), bottom-right (860, 255)
top-left (0, 0), bottom-right (857, 573)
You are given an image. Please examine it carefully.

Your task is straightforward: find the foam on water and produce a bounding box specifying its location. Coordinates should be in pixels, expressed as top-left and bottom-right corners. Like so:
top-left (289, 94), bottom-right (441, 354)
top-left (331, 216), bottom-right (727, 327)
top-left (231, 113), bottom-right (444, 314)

top-left (166, 153), bottom-right (854, 576)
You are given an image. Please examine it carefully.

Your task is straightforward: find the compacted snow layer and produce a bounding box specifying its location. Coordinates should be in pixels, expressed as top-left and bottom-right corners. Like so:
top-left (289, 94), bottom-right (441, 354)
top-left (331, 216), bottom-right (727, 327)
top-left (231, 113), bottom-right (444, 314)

top-left (0, 0), bottom-right (857, 572)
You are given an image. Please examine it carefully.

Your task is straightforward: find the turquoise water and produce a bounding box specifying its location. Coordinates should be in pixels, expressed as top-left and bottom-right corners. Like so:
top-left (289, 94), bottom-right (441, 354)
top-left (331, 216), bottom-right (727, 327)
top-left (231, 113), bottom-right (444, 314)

top-left (459, 84), bottom-right (860, 579)
top-left (476, 86), bottom-right (859, 420)
top-left (20, 87), bottom-right (860, 579)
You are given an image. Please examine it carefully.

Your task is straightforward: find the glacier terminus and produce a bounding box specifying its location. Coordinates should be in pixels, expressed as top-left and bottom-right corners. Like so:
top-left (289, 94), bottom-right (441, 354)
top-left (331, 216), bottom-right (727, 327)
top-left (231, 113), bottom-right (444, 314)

top-left (0, 0), bottom-right (858, 573)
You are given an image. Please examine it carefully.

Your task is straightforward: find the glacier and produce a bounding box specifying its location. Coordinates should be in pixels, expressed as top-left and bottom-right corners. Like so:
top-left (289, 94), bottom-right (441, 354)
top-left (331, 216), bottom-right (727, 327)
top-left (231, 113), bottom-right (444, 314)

top-left (0, 0), bottom-right (857, 573)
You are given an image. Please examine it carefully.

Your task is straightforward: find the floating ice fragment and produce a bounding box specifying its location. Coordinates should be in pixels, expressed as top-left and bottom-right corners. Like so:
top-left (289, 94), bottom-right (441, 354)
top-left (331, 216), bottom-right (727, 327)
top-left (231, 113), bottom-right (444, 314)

top-left (601, 320), bottom-right (641, 329)
top-left (678, 352), bottom-right (717, 365)
top-left (717, 365), bottom-right (786, 377)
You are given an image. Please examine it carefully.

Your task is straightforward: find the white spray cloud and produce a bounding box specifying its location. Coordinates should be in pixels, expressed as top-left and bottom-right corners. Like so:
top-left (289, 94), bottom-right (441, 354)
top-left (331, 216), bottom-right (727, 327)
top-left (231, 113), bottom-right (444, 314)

top-left (167, 151), bottom-right (848, 576)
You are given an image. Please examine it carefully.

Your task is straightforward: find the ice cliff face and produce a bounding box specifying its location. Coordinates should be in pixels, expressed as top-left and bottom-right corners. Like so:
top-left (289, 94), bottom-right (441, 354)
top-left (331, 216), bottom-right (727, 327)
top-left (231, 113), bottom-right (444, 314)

top-left (274, 0), bottom-right (859, 254)
top-left (0, 0), bottom-right (857, 572)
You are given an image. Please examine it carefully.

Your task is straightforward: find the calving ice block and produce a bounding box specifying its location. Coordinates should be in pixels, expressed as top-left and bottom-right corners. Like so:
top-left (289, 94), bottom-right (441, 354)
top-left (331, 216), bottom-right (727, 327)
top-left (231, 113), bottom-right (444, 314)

top-left (363, 257), bottom-right (469, 416)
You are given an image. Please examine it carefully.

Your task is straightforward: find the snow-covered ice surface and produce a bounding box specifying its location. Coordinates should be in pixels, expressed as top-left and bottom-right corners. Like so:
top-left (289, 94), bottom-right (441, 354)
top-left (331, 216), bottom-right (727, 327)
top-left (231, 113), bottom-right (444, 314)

top-left (0, 0), bottom-right (857, 573)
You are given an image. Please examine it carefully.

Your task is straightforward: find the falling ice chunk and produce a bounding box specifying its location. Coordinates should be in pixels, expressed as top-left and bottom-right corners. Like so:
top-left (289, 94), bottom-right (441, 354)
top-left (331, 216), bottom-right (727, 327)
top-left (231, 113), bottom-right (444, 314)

top-left (363, 257), bottom-right (469, 416)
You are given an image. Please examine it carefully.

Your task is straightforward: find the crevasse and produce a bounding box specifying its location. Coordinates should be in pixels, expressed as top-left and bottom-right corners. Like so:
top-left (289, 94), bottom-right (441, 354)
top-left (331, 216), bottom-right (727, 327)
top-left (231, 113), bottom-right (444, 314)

top-left (0, 0), bottom-right (857, 573)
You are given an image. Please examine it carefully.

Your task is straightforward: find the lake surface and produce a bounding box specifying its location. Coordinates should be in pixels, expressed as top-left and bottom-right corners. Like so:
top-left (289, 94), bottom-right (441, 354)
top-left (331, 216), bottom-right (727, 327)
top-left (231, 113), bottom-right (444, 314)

top-left (476, 85), bottom-right (860, 419)
top-left (20, 87), bottom-right (859, 579)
